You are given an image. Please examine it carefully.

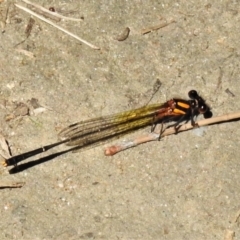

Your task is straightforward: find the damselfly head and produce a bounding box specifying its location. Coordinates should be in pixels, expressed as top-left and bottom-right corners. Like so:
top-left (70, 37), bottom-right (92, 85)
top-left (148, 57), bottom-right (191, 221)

top-left (188, 90), bottom-right (212, 118)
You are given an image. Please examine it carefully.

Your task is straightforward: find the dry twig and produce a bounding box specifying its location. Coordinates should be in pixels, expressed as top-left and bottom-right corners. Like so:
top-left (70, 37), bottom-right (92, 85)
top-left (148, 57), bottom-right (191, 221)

top-left (0, 182), bottom-right (25, 189)
top-left (141, 20), bottom-right (176, 35)
top-left (22, 0), bottom-right (83, 22)
top-left (15, 3), bottom-right (100, 50)
top-left (104, 111), bottom-right (240, 155)
top-left (0, 133), bottom-right (11, 159)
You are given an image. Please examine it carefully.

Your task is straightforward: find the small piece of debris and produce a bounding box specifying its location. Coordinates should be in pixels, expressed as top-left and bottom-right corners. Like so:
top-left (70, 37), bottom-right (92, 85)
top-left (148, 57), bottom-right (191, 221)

top-left (28, 98), bottom-right (47, 115)
top-left (114, 27), bottom-right (130, 41)
top-left (32, 107), bottom-right (47, 115)
top-left (14, 102), bottom-right (29, 117)
top-left (5, 102), bottom-right (29, 121)
top-left (225, 88), bottom-right (235, 97)
top-left (0, 182), bottom-right (25, 189)
top-left (25, 17), bottom-right (35, 37)
top-left (224, 229), bottom-right (235, 240)
top-left (0, 133), bottom-right (11, 159)
top-left (141, 20), bottom-right (176, 35)
top-left (29, 98), bottom-right (41, 109)
top-left (15, 48), bottom-right (35, 58)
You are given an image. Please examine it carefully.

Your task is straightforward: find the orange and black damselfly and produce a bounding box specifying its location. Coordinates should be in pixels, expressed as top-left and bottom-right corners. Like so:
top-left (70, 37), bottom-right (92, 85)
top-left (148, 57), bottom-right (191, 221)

top-left (3, 90), bottom-right (212, 167)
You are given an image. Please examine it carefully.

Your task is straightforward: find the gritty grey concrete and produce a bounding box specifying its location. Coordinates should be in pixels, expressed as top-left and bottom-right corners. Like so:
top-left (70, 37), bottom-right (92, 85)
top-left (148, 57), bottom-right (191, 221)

top-left (0, 0), bottom-right (240, 239)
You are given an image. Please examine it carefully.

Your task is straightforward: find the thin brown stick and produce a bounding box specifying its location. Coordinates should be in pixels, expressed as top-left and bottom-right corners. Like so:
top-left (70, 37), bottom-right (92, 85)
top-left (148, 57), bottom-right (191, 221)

top-left (104, 111), bottom-right (240, 156)
top-left (21, 0), bottom-right (83, 22)
top-left (1, 2), bottom-right (11, 33)
top-left (141, 20), bottom-right (176, 35)
top-left (15, 3), bottom-right (100, 50)
top-left (0, 182), bottom-right (25, 189)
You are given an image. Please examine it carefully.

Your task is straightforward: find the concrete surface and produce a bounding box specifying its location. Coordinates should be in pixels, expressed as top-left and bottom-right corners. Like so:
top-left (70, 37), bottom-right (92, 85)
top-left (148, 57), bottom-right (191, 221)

top-left (0, 0), bottom-right (239, 239)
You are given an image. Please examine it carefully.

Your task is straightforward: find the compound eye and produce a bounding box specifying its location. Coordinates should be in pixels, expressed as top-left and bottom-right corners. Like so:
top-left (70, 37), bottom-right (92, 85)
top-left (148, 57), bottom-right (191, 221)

top-left (198, 104), bottom-right (208, 114)
top-left (188, 90), bottom-right (198, 99)
top-left (204, 110), bottom-right (213, 119)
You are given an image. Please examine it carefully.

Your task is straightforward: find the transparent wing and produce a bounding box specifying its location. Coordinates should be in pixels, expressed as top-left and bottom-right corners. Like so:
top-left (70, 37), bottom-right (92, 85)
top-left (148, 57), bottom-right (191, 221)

top-left (58, 103), bottom-right (170, 150)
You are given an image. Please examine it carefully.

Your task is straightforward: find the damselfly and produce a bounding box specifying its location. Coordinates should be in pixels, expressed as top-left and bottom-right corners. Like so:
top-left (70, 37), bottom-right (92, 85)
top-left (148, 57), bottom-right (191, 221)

top-left (3, 90), bottom-right (212, 167)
